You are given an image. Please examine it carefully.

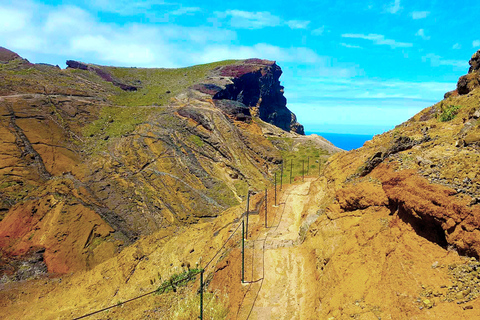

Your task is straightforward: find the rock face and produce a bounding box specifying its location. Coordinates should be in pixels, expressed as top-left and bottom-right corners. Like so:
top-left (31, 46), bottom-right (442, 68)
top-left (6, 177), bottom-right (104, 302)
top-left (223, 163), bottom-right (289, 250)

top-left (194, 59), bottom-right (305, 134)
top-left (66, 60), bottom-right (137, 91)
top-left (456, 50), bottom-right (480, 95)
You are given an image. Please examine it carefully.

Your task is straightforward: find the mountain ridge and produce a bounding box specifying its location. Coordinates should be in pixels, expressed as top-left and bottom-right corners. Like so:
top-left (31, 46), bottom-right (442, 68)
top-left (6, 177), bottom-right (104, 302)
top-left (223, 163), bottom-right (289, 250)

top-left (0, 48), bottom-right (337, 280)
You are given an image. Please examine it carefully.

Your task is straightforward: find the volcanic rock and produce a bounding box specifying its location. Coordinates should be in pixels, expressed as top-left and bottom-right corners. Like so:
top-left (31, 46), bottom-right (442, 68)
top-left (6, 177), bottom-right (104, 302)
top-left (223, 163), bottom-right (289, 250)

top-left (66, 60), bottom-right (137, 91)
top-left (192, 59), bottom-right (305, 134)
top-left (457, 50), bottom-right (480, 95)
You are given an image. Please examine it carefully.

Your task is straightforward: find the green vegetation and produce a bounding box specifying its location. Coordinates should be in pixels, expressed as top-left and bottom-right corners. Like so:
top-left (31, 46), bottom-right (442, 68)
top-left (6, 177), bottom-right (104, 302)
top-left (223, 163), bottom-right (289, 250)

top-left (438, 105), bottom-right (462, 122)
top-left (156, 268), bottom-right (202, 294)
top-left (90, 237), bottom-right (105, 248)
top-left (189, 135), bottom-right (205, 148)
top-left (82, 105), bottom-right (166, 154)
top-left (207, 181), bottom-right (239, 207)
top-left (84, 105), bottom-right (161, 138)
top-left (233, 180), bottom-right (249, 199)
top-left (0, 181), bottom-right (19, 189)
top-left (171, 290), bottom-right (228, 320)
top-left (2, 57), bottom-right (239, 157)
top-left (104, 60), bottom-right (239, 107)
top-left (0, 181), bottom-right (35, 206)
top-left (269, 138), bottom-right (329, 184)
top-left (0, 59), bottom-right (31, 72)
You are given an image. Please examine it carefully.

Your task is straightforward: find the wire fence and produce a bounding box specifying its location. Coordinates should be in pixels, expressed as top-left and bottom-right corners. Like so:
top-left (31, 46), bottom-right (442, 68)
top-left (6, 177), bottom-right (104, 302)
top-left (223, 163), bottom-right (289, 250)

top-left (71, 156), bottom-right (324, 320)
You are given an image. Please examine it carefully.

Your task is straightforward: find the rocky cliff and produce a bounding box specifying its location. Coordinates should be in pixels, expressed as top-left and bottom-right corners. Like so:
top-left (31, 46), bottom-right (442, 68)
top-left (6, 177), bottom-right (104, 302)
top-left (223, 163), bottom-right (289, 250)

top-left (444, 49), bottom-right (480, 98)
top-left (0, 48), bottom-right (332, 281)
top-left (209, 58), bottom-right (304, 134)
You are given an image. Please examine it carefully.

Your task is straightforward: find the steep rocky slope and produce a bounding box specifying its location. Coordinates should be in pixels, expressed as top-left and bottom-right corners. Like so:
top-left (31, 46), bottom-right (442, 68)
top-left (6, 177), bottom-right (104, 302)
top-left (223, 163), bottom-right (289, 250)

top-left (301, 50), bottom-right (480, 319)
top-left (0, 47), bottom-right (336, 283)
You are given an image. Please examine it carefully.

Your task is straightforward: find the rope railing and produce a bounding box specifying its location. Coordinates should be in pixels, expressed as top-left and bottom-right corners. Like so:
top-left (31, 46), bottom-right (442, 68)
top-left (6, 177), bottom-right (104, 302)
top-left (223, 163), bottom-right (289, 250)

top-left (72, 269), bottom-right (201, 320)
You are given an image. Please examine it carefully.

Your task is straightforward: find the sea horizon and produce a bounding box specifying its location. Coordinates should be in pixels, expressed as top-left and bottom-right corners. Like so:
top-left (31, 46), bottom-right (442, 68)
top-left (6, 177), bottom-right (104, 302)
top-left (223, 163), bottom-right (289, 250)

top-left (306, 131), bottom-right (375, 151)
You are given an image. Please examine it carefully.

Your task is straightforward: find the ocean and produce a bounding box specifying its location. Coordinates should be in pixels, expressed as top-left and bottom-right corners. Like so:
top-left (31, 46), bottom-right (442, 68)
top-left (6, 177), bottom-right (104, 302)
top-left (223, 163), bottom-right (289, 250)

top-left (305, 131), bottom-right (374, 151)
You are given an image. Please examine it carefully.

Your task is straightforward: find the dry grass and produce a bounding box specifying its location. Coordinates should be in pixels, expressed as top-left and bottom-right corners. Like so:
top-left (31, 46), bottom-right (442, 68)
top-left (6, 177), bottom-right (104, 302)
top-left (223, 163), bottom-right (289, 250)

top-left (171, 289), bottom-right (229, 320)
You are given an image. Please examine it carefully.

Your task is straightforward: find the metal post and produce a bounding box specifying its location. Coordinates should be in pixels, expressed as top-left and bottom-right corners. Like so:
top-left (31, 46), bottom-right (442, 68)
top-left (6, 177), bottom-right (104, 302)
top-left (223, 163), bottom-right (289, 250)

top-left (280, 162), bottom-right (283, 190)
top-left (265, 188), bottom-right (267, 227)
top-left (307, 157), bottom-right (309, 175)
top-left (274, 172), bottom-right (277, 206)
top-left (245, 192), bottom-right (249, 239)
top-left (302, 160), bottom-right (305, 181)
top-left (319, 158), bottom-right (321, 176)
top-left (200, 269), bottom-right (204, 320)
top-left (290, 159), bottom-right (293, 184)
top-left (241, 220), bottom-right (245, 283)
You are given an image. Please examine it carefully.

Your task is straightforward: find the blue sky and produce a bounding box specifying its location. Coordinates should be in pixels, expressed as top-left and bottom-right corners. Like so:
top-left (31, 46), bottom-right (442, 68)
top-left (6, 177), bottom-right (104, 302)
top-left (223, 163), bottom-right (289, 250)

top-left (1, 0), bottom-right (479, 135)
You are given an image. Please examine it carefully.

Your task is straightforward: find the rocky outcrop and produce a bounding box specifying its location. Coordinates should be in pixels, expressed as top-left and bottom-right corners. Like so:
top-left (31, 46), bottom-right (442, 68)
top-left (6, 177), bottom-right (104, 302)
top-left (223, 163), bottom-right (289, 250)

top-left (212, 99), bottom-right (252, 122)
top-left (66, 60), bottom-right (137, 91)
top-left (469, 50), bottom-right (480, 73)
top-left (456, 50), bottom-right (480, 95)
top-left (192, 59), bottom-right (305, 134)
top-left (357, 135), bottom-right (431, 177)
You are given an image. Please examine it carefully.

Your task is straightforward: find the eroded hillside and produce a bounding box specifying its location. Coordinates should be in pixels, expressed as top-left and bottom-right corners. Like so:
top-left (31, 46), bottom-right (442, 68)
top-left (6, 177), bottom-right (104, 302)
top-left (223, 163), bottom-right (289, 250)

top-left (0, 47), bottom-right (337, 288)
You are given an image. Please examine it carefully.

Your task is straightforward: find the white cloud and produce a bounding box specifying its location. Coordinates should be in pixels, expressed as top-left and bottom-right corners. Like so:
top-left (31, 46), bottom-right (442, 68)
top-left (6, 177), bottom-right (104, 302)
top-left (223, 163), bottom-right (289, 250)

top-left (156, 26), bottom-right (236, 44)
top-left (87, 0), bottom-right (168, 15)
top-left (311, 26), bottom-right (325, 36)
top-left (386, 0), bottom-right (402, 14)
top-left (286, 20), bottom-right (310, 29)
top-left (0, 2), bottom-right (324, 69)
top-left (0, 2), bottom-right (237, 67)
top-left (218, 10), bottom-right (281, 29)
top-left (422, 53), bottom-right (466, 68)
top-left (411, 11), bottom-right (429, 19)
top-left (0, 6), bottom-right (31, 32)
top-left (452, 43), bottom-right (461, 50)
top-left (341, 33), bottom-right (413, 49)
top-left (8, 34), bottom-right (45, 51)
top-left (291, 103), bottom-right (425, 128)
top-left (195, 44), bottom-right (322, 65)
top-left (44, 6), bottom-right (95, 34)
top-left (285, 76), bottom-right (453, 130)
top-left (216, 10), bottom-right (310, 30)
top-left (170, 7), bottom-right (201, 16)
top-left (71, 34), bottom-right (157, 65)
top-left (415, 29), bottom-right (430, 40)
top-left (340, 43), bottom-right (362, 49)
top-left (473, 40), bottom-right (480, 48)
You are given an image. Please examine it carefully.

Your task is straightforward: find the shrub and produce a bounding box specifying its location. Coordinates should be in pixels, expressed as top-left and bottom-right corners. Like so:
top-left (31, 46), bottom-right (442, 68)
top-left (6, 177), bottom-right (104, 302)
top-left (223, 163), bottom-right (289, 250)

top-left (156, 268), bottom-right (202, 294)
top-left (439, 105), bottom-right (461, 122)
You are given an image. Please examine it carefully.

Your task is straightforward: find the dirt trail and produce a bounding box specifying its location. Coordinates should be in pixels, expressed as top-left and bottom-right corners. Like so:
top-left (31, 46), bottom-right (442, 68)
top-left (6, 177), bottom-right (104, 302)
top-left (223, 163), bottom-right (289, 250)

top-left (236, 178), bottom-right (321, 319)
